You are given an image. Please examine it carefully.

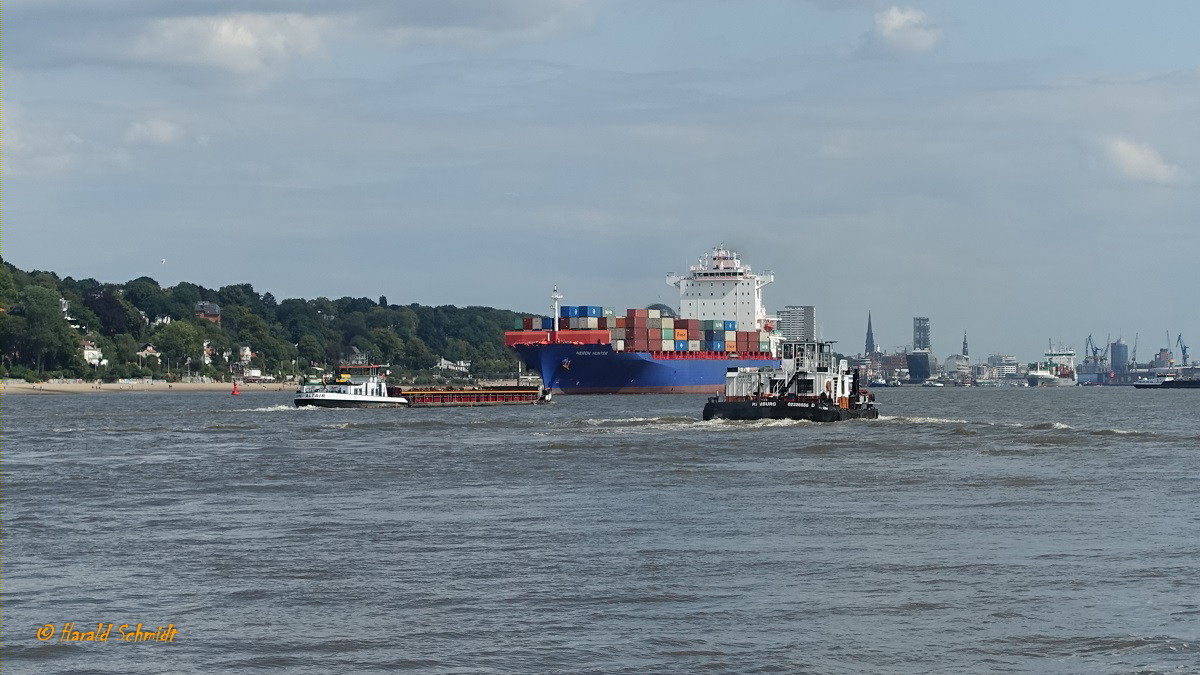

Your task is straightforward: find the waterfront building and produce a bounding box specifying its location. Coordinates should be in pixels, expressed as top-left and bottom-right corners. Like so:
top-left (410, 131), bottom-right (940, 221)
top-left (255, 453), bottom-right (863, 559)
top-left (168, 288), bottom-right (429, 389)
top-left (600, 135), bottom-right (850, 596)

top-left (913, 317), bottom-right (931, 351)
top-left (779, 305), bottom-right (816, 341)
top-left (1110, 340), bottom-right (1129, 373)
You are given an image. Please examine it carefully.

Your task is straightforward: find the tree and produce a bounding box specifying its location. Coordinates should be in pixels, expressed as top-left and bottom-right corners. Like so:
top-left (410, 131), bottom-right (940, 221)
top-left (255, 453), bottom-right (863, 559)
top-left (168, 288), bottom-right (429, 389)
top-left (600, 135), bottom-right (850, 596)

top-left (84, 285), bottom-right (145, 338)
top-left (152, 321), bottom-right (203, 373)
top-left (124, 277), bottom-right (172, 320)
top-left (0, 263), bottom-right (18, 306)
top-left (17, 286), bottom-right (80, 374)
top-left (297, 335), bottom-right (325, 367)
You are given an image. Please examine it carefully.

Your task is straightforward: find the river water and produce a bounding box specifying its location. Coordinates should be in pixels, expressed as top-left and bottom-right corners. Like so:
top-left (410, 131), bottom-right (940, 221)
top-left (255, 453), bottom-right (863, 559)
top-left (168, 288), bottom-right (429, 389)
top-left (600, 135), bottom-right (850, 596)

top-left (3, 387), bottom-right (1198, 673)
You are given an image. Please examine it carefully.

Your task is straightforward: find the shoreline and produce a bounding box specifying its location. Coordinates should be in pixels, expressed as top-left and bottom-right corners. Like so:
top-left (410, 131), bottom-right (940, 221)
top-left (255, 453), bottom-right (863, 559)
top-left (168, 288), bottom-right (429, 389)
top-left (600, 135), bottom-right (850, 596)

top-left (2, 380), bottom-right (293, 396)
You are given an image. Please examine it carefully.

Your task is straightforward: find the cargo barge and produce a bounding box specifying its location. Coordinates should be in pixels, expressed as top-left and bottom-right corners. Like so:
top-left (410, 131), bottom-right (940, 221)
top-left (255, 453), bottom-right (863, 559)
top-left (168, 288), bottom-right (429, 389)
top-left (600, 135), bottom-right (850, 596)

top-left (506, 246), bottom-right (781, 394)
top-left (295, 359), bottom-right (548, 408)
top-left (702, 339), bottom-right (878, 422)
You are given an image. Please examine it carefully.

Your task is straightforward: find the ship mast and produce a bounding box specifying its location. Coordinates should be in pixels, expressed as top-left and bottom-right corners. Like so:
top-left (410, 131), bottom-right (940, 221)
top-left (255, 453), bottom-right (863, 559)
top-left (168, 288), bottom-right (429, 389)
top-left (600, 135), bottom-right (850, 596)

top-left (551, 287), bottom-right (562, 337)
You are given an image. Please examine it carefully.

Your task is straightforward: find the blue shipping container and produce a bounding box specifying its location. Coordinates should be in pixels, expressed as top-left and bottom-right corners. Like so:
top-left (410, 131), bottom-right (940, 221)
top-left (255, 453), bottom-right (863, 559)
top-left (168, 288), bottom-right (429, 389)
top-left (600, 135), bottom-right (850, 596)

top-left (724, 320), bottom-right (737, 331)
top-left (712, 340), bottom-right (725, 352)
top-left (561, 306), bottom-right (580, 318)
top-left (585, 306), bottom-right (602, 318)
top-left (541, 317), bottom-right (554, 330)
top-left (674, 340), bottom-right (689, 351)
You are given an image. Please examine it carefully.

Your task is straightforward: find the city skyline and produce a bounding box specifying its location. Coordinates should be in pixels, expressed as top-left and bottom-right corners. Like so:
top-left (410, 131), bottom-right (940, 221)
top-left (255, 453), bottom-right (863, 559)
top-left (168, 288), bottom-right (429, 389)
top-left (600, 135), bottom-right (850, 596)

top-left (5, 1), bottom-right (1197, 361)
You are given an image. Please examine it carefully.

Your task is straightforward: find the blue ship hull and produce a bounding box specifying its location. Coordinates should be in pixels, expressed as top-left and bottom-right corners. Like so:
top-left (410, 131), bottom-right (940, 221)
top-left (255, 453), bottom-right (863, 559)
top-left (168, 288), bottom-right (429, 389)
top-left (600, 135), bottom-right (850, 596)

top-left (511, 343), bottom-right (779, 394)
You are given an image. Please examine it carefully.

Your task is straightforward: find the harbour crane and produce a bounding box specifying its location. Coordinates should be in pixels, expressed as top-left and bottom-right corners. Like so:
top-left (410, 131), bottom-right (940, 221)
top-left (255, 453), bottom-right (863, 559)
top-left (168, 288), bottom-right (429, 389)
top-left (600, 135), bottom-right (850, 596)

top-left (1177, 333), bottom-right (1190, 366)
top-left (1084, 334), bottom-right (1108, 367)
top-left (1131, 333), bottom-right (1138, 368)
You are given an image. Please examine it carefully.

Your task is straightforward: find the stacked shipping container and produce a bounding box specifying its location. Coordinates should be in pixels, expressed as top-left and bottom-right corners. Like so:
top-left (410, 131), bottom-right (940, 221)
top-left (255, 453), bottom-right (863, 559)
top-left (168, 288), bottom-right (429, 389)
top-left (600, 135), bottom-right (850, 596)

top-left (509, 306), bottom-right (772, 355)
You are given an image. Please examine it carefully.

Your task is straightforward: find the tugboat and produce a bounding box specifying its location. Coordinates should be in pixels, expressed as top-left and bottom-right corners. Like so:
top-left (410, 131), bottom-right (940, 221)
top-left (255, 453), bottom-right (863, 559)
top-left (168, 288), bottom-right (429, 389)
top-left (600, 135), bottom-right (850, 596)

top-left (702, 339), bottom-right (878, 422)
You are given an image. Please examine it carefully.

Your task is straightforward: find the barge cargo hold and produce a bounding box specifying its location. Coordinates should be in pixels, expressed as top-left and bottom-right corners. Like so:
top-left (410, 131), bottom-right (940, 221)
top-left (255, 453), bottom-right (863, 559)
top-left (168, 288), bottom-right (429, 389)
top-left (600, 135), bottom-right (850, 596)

top-left (391, 386), bottom-right (549, 406)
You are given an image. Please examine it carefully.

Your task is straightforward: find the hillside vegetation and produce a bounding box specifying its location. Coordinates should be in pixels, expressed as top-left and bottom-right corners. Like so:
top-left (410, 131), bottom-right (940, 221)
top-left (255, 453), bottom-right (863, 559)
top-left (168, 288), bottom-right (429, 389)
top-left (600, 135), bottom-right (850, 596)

top-left (0, 258), bottom-right (526, 382)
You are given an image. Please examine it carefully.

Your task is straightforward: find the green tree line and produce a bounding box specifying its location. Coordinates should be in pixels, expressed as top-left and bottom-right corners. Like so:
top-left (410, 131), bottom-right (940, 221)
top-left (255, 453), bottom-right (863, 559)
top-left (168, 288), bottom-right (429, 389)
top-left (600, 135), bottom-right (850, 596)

top-left (0, 258), bottom-right (527, 382)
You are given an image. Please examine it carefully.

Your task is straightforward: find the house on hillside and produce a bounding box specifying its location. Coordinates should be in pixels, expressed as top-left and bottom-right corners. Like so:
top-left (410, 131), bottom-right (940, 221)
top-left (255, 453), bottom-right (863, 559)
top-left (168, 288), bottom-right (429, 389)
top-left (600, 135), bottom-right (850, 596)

top-left (81, 340), bottom-right (108, 367)
top-left (436, 357), bottom-right (471, 373)
top-left (137, 344), bottom-right (161, 363)
top-left (194, 301), bottom-right (222, 325)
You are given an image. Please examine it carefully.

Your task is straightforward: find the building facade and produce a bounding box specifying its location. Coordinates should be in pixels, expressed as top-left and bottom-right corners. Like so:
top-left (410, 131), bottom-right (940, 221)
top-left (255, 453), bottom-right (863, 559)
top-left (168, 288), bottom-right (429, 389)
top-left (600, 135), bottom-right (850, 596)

top-left (778, 305), bottom-right (816, 341)
top-left (913, 316), bottom-right (931, 351)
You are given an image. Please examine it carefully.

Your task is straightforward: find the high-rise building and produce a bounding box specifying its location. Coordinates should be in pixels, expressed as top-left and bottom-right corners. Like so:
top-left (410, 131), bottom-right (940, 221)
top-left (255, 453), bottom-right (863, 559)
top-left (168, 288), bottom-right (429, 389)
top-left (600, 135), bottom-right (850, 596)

top-left (1110, 339), bottom-right (1129, 373)
top-left (865, 312), bottom-right (876, 354)
top-left (913, 317), bottom-right (931, 351)
top-left (779, 305), bottom-right (816, 341)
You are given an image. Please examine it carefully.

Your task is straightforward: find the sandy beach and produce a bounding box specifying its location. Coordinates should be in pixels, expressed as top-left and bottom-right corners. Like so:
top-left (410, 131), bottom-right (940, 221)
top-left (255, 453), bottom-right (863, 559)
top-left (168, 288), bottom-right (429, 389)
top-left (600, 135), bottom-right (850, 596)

top-left (2, 380), bottom-right (294, 395)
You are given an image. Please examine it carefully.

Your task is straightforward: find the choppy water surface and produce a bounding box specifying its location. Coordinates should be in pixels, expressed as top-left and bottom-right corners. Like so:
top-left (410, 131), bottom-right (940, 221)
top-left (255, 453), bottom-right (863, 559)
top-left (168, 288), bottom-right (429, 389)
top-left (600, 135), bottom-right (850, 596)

top-left (3, 387), bottom-right (1199, 673)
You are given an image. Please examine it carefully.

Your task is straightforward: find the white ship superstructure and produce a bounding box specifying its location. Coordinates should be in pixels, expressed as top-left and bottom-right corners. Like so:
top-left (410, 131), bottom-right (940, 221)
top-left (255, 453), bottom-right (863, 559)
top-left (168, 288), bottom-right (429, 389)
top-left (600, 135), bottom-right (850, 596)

top-left (668, 245), bottom-right (774, 329)
top-left (1027, 344), bottom-right (1077, 387)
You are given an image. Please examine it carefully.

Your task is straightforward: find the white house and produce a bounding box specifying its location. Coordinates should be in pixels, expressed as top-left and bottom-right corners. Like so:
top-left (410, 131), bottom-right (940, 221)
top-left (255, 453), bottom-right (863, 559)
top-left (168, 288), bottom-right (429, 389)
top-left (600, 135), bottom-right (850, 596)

top-left (81, 340), bottom-right (108, 367)
top-left (436, 357), bottom-right (471, 373)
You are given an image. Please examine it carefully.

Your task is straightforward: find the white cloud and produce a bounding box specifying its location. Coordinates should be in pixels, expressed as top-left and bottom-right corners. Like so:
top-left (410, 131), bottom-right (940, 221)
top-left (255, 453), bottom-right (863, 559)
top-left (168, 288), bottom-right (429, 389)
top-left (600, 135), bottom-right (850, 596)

top-left (375, 0), bottom-right (596, 49)
top-left (130, 13), bottom-right (333, 77)
top-left (1102, 136), bottom-right (1180, 184)
top-left (124, 119), bottom-right (183, 145)
top-left (872, 6), bottom-right (942, 54)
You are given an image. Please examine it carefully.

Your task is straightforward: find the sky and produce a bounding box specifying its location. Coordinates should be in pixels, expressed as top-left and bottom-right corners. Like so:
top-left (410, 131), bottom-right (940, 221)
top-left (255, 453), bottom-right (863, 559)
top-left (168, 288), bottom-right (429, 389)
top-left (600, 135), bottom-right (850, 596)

top-left (4, 0), bottom-right (1198, 362)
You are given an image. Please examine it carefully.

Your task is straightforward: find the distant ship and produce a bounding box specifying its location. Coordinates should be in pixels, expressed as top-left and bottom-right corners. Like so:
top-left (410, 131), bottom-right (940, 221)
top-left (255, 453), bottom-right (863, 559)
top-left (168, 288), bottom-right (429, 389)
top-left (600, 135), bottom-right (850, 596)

top-left (906, 349), bottom-right (933, 383)
top-left (1026, 344), bottom-right (1077, 387)
top-left (505, 246), bottom-right (780, 394)
top-left (1133, 374), bottom-right (1200, 389)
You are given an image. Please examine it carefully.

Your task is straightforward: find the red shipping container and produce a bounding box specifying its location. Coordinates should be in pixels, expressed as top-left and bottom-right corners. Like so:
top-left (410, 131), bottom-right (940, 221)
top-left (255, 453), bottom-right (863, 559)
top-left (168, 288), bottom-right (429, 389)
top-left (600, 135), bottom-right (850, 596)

top-left (505, 331), bottom-right (550, 347)
top-left (552, 329), bottom-right (611, 345)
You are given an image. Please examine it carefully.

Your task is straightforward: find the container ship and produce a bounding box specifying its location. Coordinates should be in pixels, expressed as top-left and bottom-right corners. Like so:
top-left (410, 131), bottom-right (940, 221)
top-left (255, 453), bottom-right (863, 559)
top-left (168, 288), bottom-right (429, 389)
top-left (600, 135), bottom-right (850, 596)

top-left (1026, 343), bottom-right (1078, 387)
top-left (505, 246), bottom-right (780, 394)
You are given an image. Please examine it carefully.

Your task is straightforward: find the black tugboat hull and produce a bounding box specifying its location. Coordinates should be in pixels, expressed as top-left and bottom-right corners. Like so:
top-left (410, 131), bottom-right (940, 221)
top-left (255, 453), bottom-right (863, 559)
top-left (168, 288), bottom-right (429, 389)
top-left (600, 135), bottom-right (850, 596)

top-left (702, 400), bottom-right (880, 422)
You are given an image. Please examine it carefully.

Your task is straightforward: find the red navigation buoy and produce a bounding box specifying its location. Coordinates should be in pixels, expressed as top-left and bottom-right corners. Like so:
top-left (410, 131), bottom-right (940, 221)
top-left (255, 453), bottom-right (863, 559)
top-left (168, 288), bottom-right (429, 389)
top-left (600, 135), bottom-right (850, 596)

top-left (231, 381), bottom-right (240, 395)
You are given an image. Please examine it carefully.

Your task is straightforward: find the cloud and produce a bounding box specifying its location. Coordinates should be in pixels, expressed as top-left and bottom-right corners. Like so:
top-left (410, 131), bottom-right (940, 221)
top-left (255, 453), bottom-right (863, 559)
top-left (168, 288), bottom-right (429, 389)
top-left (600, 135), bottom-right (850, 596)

top-left (124, 119), bottom-right (184, 145)
top-left (369, 0), bottom-right (597, 49)
top-left (129, 12), bottom-right (333, 77)
top-left (1102, 136), bottom-right (1180, 184)
top-left (870, 6), bottom-right (942, 55)
top-left (6, 1), bottom-right (597, 76)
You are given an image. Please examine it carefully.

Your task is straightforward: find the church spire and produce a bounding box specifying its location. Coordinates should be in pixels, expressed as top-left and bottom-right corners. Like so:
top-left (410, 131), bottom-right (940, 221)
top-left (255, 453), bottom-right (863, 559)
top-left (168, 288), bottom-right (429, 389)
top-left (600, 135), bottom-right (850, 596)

top-left (865, 312), bottom-right (876, 354)
top-left (962, 330), bottom-right (969, 357)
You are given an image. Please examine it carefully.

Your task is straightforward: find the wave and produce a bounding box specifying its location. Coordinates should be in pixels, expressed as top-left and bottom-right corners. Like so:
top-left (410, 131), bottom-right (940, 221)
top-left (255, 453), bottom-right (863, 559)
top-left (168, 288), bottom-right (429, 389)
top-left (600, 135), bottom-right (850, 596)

top-left (877, 415), bottom-right (971, 425)
top-left (1090, 428), bottom-right (1158, 437)
top-left (577, 416), bottom-right (700, 428)
top-left (1027, 421), bottom-right (1074, 430)
top-left (230, 404), bottom-right (314, 413)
